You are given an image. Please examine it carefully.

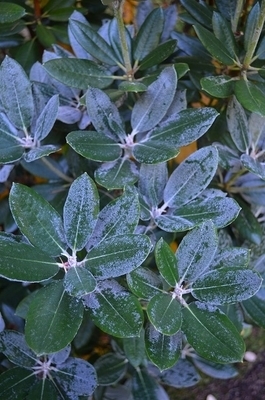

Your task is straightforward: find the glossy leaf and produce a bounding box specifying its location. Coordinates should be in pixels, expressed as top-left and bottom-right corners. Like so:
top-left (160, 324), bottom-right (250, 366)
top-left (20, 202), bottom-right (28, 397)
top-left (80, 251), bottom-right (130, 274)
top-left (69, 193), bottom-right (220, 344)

top-left (23, 145), bottom-right (60, 162)
top-left (133, 140), bottom-right (180, 164)
top-left (0, 121), bottom-right (23, 162)
top-left (64, 267), bottom-right (97, 298)
top-left (241, 154), bottom-right (265, 180)
top-left (177, 221), bottom-right (218, 284)
top-left (0, 3), bottom-right (26, 23)
top-left (232, 197), bottom-right (262, 245)
top-left (0, 56), bottom-right (34, 129)
top-left (134, 8), bottom-right (164, 61)
top-left (201, 75), bottom-right (235, 98)
top-left (194, 24), bottom-right (235, 65)
top-left (119, 81), bottom-right (147, 92)
top-left (244, 2), bottom-right (260, 53)
top-left (212, 12), bottom-right (237, 58)
top-left (0, 331), bottom-right (37, 368)
top-left (180, 0), bottom-right (212, 27)
top-left (95, 158), bottom-right (139, 189)
top-left (242, 295), bottom-right (265, 328)
top-left (63, 173), bottom-right (99, 251)
top-left (147, 293), bottom-right (182, 335)
top-left (87, 185), bottom-right (139, 249)
top-left (44, 58), bottom-right (113, 89)
top-left (132, 368), bottom-right (169, 400)
top-left (127, 267), bottom-right (163, 300)
top-left (25, 280), bottom-right (84, 355)
top-left (123, 330), bottom-right (145, 368)
top-left (155, 238), bottom-right (178, 286)
top-left (0, 367), bottom-right (36, 400)
top-left (139, 40), bottom-right (177, 70)
top-left (192, 267), bottom-right (262, 304)
top-left (94, 353), bottom-right (127, 385)
top-left (235, 79), bottom-right (265, 116)
top-left (163, 146), bottom-right (219, 208)
top-left (85, 234), bottom-right (151, 279)
top-left (34, 95), bottom-right (59, 141)
top-left (139, 163), bottom-right (168, 207)
top-left (0, 241), bottom-right (59, 282)
top-left (131, 66), bottom-right (177, 134)
top-left (9, 183), bottom-right (67, 257)
top-left (69, 18), bottom-right (118, 65)
top-left (109, 17), bottom-right (132, 66)
top-left (159, 358), bottom-right (200, 388)
top-left (182, 302), bottom-right (245, 363)
top-left (85, 280), bottom-right (143, 337)
top-left (226, 96), bottom-right (250, 152)
top-left (145, 323), bottom-right (181, 371)
top-left (27, 379), bottom-right (58, 400)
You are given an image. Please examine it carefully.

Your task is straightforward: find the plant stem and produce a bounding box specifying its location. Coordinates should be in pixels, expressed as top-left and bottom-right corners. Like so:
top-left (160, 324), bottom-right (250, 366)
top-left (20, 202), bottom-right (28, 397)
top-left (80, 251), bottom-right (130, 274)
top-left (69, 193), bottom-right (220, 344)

top-left (231, 0), bottom-right (244, 33)
top-left (41, 157), bottom-right (73, 183)
top-left (112, 0), bottom-right (133, 78)
top-left (243, 0), bottom-right (265, 68)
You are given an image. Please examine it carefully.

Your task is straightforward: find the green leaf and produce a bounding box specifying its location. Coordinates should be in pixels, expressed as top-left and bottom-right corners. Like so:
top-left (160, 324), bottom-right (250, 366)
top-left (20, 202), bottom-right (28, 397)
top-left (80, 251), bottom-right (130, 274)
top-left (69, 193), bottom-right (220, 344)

top-left (244, 2), bottom-right (260, 53)
top-left (95, 158), bottom-right (138, 189)
top-left (226, 96), bottom-right (250, 152)
top-left (84, 234), bottom-right (151, 279)
top-left (86, 87), bottom-right (126, 141)
top-left (48, 7), bottom-right (76, 21)
top-left (94, 353), bottom-right (127, 385)
top-left (147, 293), bottom-right (182, 335)
top-left (69, 18), bottom-right (118, 65)
top-left (192, 267), bottom-right (262, 304)
top-left (241, 154), bottom-right (265, 180)
top-left (123, 330), bottom-right (145, 368)
top-left (201, 75), bottom-right (235, 98)
top-left (0, 331), bottom-right (37, 368)
top-left (27, 379), bottom-right (58, 400)
top-left (0, 56), bottom-right (34, 129)
top-left (118, 81), bottom-right (147, 92)
top-left (174, 62), bottom-right (190, 78)
top-left (182, 302), bottom-right (245, 363)
top-left (139, 40), bottom-right (177, 70)
top-left (86, 280), bottom-right (143, 337)
top-left (34, 95), bottom-right (59, 142)
top-left (25, 280), bottom-right (84, 355)
top-left (0, 241), bottom-right (59, 282)
top-left (63, 173), bottom-right (99, 251)
top-left (212, 12), bottom-right (237, 59)
top-left (23, 145), bottom-right (60, 162)
top-left (87, 185), bottom-right (140, 248)
top-left (132, 368), bottom-right (167, 400)
top-left (36, 24), bottom-right (56, 48)
top-left (133, 140), bottom-right (180, 164)
top-left (211, 247), bottom-right (250, 269)
top-left (9, 183), bottom-right (67, 257)
top-left (193, 24), bottom-right (235, 65)
top-left (145, 323), bottom-right (181, 371)
top-left (127, 267), bottom-right (163, 300)
top-left (242, 295), bottom-right (265, 328)
top-left (163, 146), bottom-right (219, 208)
top-left (67, 130), bottom-right (122, 162)
top-left (180, 0), bottom-right (212, 27)
top-left (131, 66), bottom-right (177, 134)
top-left (109, 17), bottom-right (132, 66)
top-left (235, 79), bottom-right (265, 116)
top-left (0, 367), bottom-right (36, 400)
top-left (232, 196), bottom-right (262, 245)
top-left (64, 267), bottom-right (97, 298)
top-left (139, 163), bottom-right (168, 207)
top-left (134, 8), bottom-right (164, 61)
top-left (44, 58), bottom-right (113, 89)
top-left (52, 358), bottom-right (97, 397)
top-left (177, 221), bottom-right (218, 284)
top-left (0, 117), bottom-right (24, 162)
top-left (0, 3), bottom-right (26, 23)
top-left (155, 238), bottom-right (178, 286)
top-left (159, 358), bottom-right (200, 388)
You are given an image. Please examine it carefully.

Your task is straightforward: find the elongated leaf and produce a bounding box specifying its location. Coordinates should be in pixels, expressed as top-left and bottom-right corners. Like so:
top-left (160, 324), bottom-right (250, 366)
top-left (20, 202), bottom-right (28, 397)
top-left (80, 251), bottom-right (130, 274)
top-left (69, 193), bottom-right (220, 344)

top-left (9, 183), bottom-right (67, 257)
top-left (244, 2), bottom-right (260, 52)
top-left (131, 66), bottom-right (177, 134)
top-left (235, 79), bottom-right (265, 116)
top-left (119, 81), bottom-right (147, 92)
top-left (0, 3), bottom-right (26, 23)
top-left (109, 18), bottom-right (132, 65)
top-left (145, 323), bottom-right (181, 371)
top-left (0, 331), bottom-right (37, 368)
top-left (69, 19), bottom-right (118, 65)
top-left (52, 358), bottom-right (97, 396)
top-left (159, 358), bottom-right (200, 388)
top-left (0, 367), bottom-right (36, 400)
top-left (201, 75), bottom-right (235, 98)
top-left (95, 158), bottom-right (139, 189)
top-left (177, 221), bottom-right (218, 284)
top-left (0, 56), bottom-right (34, 129)
top-left (192, 267), bottom-right (262, 304)
top-left (147, 293), bottom-right (182, 335)
top-left (193, 357), bottom-right (238, 379)
top-left (64, 267), bottom-right (97, 298)
top-left (44, 58), bottom-right (113, 89)
top-left (63, 173), bottom-right (99, 251)
top-left (85, 280), bottom-right (143, 337)
top-left (182, 302), bottom-right (245, 363)
top-left (0, 241), bottom-right (59, 282)
top-left (211, 247), bottom-right (250, 269)
top-left (194, 24), bottom-right (235, 65)
top-left (212, 12), bottom-right (237, 58)
top-left (34, 95), bottom-right (59, 141)
top-left (67, 130), bottom-right (122, 162)
top-left (180, 0), bottom-right (212, 27)
top-left (226, 96), bottom-right (250, 152)
top-left (241, 154), bottom-right (265, 180)
top-left (132, 368), bottom-right (169, 400)
top-left (232, 197), bottom-right (262, 245)
top-left (86, 87), bottom-right (126, 141)
top-left (23, 145), bottom-right (60, 162)
top-left (123, 330), bottom-right (145, 368)
top-left (139, 163), bottom-right (168, 207)
top-left (0, 125), bottom-right (23, 163)
top-left (155, 238), bottom-right (178, 286)
top-left (134, 8), bottom-right (164, 61)
top-left (27, 379), bottom-right (58, 400)
top-left (139, 40), bottom-right (177, 70)
top-left (163, 146), bottom-right (218, 208)
top-left (25, 280), bottom-right (84, 355)
top-left (127, 267), bottom-right (163, 300)
top-left (87, 185), bottom-right (139, 249)
top-left (242, 295), bottom-right (265, 328)
top-left (133, 141), bottom-right (180, 164)
top-left (84, 234), bottom-right (151, 279)
top-left (94, 353), bottom-right (127, 385)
